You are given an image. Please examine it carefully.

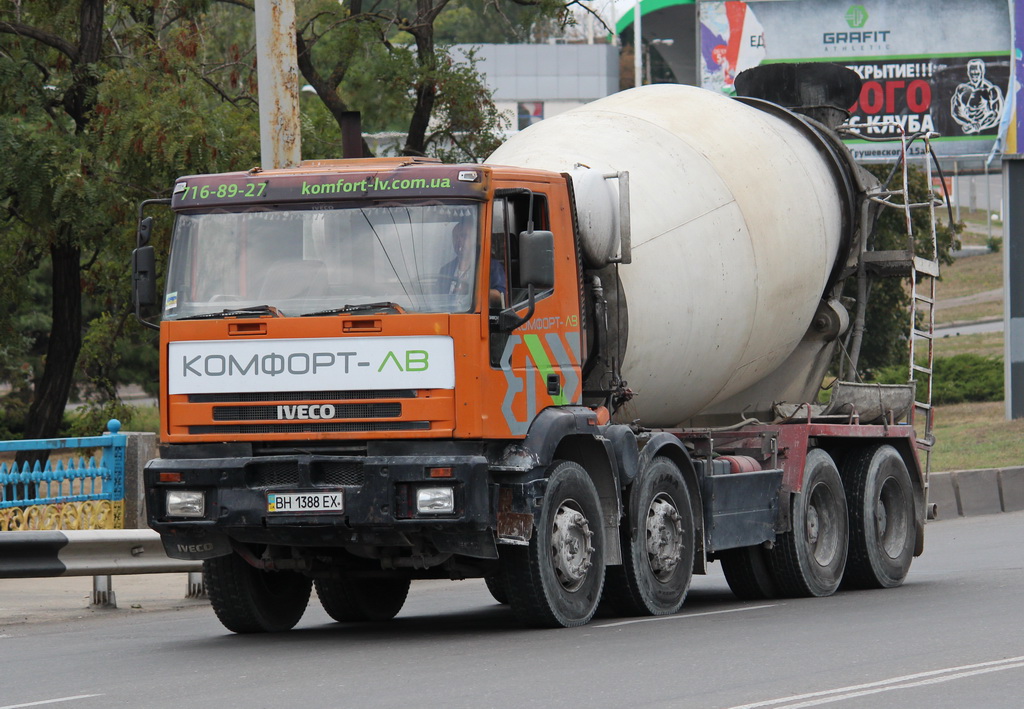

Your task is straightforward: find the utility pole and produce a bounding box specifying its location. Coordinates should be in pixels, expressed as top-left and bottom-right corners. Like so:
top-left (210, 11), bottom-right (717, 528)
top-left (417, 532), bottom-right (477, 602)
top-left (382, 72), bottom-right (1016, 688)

top-left (254, 0), bottom-right (302, 169)
top-left (634, 0), bottom-right (643, 87)
top-left (1004, 0), bottom-right (1023, 418)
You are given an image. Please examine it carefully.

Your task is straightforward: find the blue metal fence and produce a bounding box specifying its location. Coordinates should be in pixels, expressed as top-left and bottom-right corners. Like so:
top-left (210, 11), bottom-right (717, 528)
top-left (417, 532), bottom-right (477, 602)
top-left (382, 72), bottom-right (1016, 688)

top-left (0, 419), bottom-right (125, 531)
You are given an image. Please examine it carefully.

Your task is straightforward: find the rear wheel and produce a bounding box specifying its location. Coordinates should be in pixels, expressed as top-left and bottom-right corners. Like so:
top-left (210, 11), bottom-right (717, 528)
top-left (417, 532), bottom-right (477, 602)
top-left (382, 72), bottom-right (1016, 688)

top-left (314, 576), bottom-right (410, 622)
top-left (204, 551), bottom-right (311, 633)
top-left (770, 449), bottom-right (848, 597)
top-left (720, 545), bottom-right (778, 601)
top-left (604, 457), bottom-right (695, 616)
top-left (501, 460), bottom-right (606, 628)
top-left (841, 444), bottom-right (915, 589)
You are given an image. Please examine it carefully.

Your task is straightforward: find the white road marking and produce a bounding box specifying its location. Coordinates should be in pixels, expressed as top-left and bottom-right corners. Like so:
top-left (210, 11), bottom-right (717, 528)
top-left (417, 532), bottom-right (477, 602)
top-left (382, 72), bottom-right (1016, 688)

top-left (0, 695), bottom-right (104, 709)
top-left (596, 604), bottom-right (777, 628)
top-left (727, 655), bottom-right (1024, 709)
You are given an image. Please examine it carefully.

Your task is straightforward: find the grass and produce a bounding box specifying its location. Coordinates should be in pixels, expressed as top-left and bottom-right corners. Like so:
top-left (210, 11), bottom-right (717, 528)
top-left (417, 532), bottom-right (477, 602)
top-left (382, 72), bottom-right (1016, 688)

top-left (931, 400), bottom-right (1024, 471)
top-left (124, 404), bottom-right (160, 434)
top-left (954, 212), bottom-right (1003, 247)
top-left (936, 251), bottom-right (1002, 300)
top-left (936, 301), bottom-right (1001, 325)
top-left (934, 331), bottom-right (1003, 359)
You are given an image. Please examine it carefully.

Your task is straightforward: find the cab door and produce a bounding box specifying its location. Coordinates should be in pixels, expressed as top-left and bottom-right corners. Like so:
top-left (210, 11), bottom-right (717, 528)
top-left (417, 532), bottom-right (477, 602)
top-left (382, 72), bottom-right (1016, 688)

top-left (479, 184), bottom-right (585, 438)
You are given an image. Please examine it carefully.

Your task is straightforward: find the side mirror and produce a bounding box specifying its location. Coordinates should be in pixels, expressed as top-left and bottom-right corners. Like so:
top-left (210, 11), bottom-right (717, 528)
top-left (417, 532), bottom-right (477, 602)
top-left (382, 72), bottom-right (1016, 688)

top-left (133, 245), bottom-right (157, 308)
top-left (137, 215), bottom-right (153, 247)
top-left (519, 230), bottom-right (554, 289)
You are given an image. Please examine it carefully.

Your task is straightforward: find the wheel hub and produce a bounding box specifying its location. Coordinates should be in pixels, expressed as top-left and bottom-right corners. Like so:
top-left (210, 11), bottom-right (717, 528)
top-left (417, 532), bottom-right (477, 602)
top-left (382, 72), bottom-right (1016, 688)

top-left (646, 495), bottom-right (683, 581)
top-left (878, 477), bottom-right (910, 559)
top-left (550, 502), bottom-right (594, 592)
top-left (875, 499), bottom-right (888, 536)
top-left (806, 506), bottom-right (820, 545)
top-left (806, 481), bottom-right (839, 566)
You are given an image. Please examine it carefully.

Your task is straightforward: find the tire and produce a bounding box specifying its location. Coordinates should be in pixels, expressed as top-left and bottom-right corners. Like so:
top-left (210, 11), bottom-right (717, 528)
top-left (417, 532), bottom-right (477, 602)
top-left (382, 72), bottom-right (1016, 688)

top-left (604, 457), bottom-right (695, 616)
top-left (720, 545), bottom-right (779, 601)
top-left (314, 576), bottom-right (410, 622)
top-left (841, 444), bottom-right (916, 589)
top-left (501, 460), bottom-right (606, 628)
top-left (204, 551), bottom-right (312, 633)
top-left (770, 449), bottom-right (848, 597)
top-left (484, 573), bottom-right (509, 605)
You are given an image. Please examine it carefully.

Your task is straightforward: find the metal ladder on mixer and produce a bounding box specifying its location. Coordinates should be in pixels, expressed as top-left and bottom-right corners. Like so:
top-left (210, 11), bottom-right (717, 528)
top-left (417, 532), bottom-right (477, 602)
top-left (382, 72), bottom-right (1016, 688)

top-left (861, 131), bottom-right (942, 476)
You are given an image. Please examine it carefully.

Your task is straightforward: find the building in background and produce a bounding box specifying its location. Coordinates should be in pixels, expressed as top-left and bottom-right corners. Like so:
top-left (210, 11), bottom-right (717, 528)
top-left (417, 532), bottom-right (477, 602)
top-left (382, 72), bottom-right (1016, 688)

top-left (452, 43), bottom-right (620, 131)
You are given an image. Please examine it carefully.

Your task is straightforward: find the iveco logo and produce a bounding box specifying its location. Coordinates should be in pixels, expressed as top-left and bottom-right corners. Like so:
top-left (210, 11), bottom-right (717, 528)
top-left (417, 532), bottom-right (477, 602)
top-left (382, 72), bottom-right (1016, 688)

top-left (276, 404), bottom-right (337, 420)
top-left (177, 543), bottom-right (214, 553)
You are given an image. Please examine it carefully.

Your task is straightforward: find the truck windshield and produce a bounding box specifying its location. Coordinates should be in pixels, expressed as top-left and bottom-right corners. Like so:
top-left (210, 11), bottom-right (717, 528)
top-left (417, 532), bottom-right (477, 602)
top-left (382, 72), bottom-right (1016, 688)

top-left (161, 202), bottom-right (481, 319)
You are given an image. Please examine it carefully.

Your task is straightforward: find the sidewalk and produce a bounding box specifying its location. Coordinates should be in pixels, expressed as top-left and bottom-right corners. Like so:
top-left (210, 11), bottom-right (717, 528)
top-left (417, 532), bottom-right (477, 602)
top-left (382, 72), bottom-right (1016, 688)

top-left (0, 573), bottom-right (208, 627)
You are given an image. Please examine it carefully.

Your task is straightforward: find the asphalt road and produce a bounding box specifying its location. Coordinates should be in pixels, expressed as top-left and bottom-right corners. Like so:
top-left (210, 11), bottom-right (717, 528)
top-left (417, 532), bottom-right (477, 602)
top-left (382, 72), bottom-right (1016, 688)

top-left (935, 318), bottom-right (1003, 338)
top-left (2, 512), bottom-right (1023, 709)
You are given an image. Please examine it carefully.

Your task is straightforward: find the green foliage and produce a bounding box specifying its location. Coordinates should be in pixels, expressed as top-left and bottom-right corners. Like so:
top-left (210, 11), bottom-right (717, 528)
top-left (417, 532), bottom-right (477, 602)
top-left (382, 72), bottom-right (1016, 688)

top-left (67, 399), bottom-right (137, 438)
top-left (870, 354), bottom-right (1003, 405)
top-left (0, 0), bottom-right (260, 438)
top-left (848, 163), bottom-right (961, 371)
top-left (295, 0), bottom-right (564, 160)
top-left (434, 0), bottom-right (565, 44)
top-left (0, 0), bottom-right (570, 439)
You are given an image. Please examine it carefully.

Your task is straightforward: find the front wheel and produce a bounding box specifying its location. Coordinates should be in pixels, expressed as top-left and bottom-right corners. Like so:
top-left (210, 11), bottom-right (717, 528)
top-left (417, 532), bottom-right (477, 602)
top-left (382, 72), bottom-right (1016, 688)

top-left (501, 460), bottom-right (606, 628)
top-left (484, 572), bottom-right (509, 605)
top-left (204, 551), bottom-right (312, 633)
top-left (770, 449), bottom-right (848, 597)
top-left (604, 457), bottom-right (695, 616)
top-left (841, 444), bottom-right (916, 589)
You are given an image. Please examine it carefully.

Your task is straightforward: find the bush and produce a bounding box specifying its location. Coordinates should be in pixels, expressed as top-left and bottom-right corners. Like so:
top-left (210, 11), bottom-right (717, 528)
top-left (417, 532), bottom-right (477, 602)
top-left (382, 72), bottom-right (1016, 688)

top-left (869, 354), bottom-right (1003, 405)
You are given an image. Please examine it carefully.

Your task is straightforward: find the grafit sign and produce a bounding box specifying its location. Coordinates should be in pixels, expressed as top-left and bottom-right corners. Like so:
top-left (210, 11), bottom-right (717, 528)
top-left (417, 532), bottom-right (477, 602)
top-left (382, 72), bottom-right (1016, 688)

top-left (699, 0), bottom-right (1011, 160)
top-left (167, 336), bottom-right (455, 395)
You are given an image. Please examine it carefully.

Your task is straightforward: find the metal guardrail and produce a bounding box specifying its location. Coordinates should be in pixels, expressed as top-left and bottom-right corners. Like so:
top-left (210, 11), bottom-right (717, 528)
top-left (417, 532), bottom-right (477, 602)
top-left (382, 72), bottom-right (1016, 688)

top-left (0, 529), bottom-right (200, 578)
top-left (0, 419), bottom-right (126, 531)
top-left (1, 422), bottom-right (203, 606)
top-left (0, 528), bottom-right (203, 606)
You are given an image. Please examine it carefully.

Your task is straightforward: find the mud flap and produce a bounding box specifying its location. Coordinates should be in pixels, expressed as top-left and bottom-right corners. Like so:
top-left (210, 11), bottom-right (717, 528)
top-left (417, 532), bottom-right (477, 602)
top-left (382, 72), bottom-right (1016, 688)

top-left (159, 528), bottom-right (232, 560)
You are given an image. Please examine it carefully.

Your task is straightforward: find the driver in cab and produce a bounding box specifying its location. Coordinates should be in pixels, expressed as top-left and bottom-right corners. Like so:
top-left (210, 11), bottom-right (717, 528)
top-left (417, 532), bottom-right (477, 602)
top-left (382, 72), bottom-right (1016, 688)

top-left (441, 220), bottom-right (506, 308)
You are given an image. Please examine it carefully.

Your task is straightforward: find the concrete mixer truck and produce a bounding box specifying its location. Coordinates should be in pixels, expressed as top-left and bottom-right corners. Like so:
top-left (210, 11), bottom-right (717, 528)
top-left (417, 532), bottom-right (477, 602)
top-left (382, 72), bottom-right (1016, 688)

top-left (134, 64), bottom-right (936, 633)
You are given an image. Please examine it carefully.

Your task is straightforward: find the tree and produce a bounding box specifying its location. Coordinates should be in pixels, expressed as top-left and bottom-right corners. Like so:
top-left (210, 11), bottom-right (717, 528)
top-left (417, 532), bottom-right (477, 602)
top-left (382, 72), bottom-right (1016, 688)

top-left (0, 1), bottom-right (260, 440)
top-left (0, 0), bottom-right (591, 441)
top-left (847, 162), bottom-right (960, 375)
top-left (292, 0), bottom-right (578, 160)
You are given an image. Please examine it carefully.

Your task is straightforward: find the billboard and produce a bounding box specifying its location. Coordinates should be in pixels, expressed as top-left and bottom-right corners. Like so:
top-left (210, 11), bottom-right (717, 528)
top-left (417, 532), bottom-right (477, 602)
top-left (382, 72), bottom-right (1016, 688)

top-left (698, 0), bottom-right (1012, 161)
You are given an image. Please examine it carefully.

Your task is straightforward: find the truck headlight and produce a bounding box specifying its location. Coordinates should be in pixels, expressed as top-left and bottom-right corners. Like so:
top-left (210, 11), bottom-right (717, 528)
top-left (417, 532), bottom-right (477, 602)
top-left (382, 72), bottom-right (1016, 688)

top-left (416, 487), bottom-right (454, 515)
top-left (166, 490), bottom-right (205, 518)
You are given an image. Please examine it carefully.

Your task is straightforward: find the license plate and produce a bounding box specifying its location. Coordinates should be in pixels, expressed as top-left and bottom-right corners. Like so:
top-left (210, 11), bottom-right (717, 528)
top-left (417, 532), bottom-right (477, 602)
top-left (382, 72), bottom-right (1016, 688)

top-left (267, 491), bottom-right (344, 513)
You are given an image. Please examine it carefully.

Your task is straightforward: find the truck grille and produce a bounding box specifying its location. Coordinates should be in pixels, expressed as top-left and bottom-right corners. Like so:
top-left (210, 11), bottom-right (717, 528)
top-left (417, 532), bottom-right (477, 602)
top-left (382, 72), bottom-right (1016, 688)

top-left (246, 460), bottom-right (367, 488)
top-left (189, 390), bottom-right (415, 403)
top-left (247, 460), bottom-right (300, 487)
top-left (315, 462), bottom-right (365, 486)
top-left (212, 403), bottom-right (401, 421)
top-left (190, 421), bottom-right (430, 435)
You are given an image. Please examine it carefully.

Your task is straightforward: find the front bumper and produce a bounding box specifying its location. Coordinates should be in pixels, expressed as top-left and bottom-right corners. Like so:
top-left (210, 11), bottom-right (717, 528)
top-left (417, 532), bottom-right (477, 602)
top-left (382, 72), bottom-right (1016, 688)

top-left (145, 452), bottom-right (495, 559)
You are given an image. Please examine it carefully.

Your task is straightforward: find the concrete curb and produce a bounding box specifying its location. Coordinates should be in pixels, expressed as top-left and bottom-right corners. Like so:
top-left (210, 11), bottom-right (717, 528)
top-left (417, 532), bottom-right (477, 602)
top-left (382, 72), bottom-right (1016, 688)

top-left (929, 467), bottom-right (1024, 520)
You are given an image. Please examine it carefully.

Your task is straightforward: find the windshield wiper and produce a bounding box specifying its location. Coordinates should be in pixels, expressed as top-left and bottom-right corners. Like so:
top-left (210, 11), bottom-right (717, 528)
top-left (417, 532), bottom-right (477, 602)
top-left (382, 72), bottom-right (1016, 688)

top-left (179, 305), bottom-right (283, 320)
top-left (301, 302), bottom-right (406, 317)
